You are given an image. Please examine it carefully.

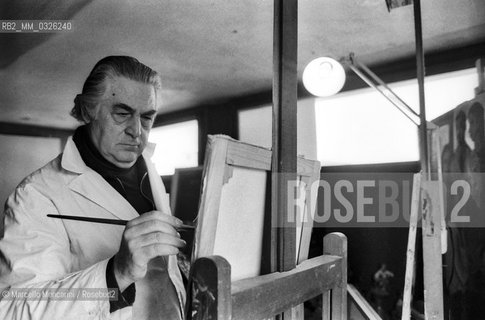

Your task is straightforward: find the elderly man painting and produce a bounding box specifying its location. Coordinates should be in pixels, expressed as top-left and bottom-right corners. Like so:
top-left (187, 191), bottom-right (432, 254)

top-left (0, 56), bottom-right (186, 319)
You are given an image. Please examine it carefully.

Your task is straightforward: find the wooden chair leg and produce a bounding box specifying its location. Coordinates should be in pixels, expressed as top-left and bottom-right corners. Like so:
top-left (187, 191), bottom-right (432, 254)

top-left (322, 290), bottom-right (331, 320)
top-left (322, 233), bottom-right (348, 320)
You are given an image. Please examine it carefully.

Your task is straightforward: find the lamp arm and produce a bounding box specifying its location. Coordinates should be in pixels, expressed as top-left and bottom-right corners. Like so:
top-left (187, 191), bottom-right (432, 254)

top-left (344, 55), bottom-right (420, 127)
top-left (354, 58), bottom-right (419, 118)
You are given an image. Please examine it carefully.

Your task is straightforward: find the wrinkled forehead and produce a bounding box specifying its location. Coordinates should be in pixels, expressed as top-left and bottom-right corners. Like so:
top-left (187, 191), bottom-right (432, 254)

top-left (101, 76), bottom-right (161, 111)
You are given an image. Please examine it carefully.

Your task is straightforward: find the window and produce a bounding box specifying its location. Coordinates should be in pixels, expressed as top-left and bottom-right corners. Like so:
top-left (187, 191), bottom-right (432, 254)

top-left (315, 68), bottom-right (478, 166)
top-left (148, 120), bottom-right (199, 175)
top-left (238, 98), bottom-right (318, 160)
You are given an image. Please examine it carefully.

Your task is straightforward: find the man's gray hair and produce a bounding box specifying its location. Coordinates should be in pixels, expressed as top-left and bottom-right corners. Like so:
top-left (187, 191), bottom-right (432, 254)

top-left (71, 56), bottom-right (162, 122)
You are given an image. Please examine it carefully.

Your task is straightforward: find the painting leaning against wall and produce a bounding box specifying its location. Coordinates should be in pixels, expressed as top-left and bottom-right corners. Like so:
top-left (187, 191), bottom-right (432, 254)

top-left (435, 92), bottom-right (485, 319)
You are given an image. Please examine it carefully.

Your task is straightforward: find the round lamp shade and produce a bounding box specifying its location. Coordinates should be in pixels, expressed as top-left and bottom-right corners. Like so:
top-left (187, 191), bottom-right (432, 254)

top-left (302, 57), bottom-right (346, 97)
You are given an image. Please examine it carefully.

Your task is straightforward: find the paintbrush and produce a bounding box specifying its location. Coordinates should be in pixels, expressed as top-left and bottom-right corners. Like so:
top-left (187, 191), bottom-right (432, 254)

top-left (46, 214), bottom-right (195, 229)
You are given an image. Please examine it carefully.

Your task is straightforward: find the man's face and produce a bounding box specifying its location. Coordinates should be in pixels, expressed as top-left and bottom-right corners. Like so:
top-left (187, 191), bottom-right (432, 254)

top-left (88, 76), bottom-right (158, 168)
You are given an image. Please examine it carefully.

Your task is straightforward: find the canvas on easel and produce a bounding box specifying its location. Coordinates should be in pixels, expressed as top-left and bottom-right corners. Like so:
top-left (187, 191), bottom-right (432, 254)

top-left (191, 135), bottom-right (320, 282)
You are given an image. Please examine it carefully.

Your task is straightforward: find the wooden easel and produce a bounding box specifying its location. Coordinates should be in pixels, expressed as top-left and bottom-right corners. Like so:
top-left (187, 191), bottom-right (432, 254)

top-left (186, 134), bottom-right (345, 319)
top-left (402, 58), bottom-right (485, 320)
top-left (187, 233), bottom-right (347, 320)
top-left (348, 1), bottom-right (447, 314)
top-left (401, 123), bottom-right (446, 320)
top-left (186, 0), bottom-right (349, 318)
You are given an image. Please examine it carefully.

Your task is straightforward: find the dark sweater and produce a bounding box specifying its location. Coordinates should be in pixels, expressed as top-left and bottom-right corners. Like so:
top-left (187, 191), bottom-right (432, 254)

top-left (73, 125), bottom-right (155, 312)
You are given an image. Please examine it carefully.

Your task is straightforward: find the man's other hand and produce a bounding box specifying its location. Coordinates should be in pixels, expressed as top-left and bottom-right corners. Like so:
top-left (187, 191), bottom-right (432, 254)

top-left (113, 211), bottom-right (186, 291)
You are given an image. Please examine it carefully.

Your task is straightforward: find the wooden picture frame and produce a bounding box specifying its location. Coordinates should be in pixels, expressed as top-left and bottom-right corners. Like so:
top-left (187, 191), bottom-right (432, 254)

top-left (191, 135), bottom-right (320, 281)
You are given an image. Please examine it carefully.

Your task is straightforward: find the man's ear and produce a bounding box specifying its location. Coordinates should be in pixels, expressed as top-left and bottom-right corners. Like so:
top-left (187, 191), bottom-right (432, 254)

top-left (81, 105), bottom-right (97, 123)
